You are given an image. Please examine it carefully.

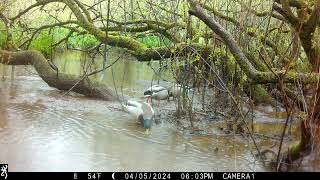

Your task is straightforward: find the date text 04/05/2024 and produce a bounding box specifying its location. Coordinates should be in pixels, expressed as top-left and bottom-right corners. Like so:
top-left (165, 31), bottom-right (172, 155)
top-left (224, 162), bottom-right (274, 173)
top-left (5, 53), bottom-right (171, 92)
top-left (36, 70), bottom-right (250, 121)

top-left (123, 172), bottom-right (214, 180)
top-left (124, 173), bottom-right (171, 179)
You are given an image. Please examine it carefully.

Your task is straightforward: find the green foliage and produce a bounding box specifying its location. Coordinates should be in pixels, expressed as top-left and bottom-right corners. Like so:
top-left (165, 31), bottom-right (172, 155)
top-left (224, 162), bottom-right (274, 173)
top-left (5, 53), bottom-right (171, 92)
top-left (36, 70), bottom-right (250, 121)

top-left (212, 48), bottom-right (223, 59)
top-left (244, 83), bottom-right (273, 104)
top-left (137, 35), bottom-right (170, 47)
top-left (27, 27), bottom-right (100, 57)
top-left (312, 27), bottom-right (320, 54)
top-left (246, 27), bottom-right (256, 34)
top-left (0, 33), bottom-right (6, 48)
top-left (29, 30), bottom-right (54, 57)
top-left (68, 33), bottom-right (99, 50)
top-left (0, 22), bottom-right (7, 48)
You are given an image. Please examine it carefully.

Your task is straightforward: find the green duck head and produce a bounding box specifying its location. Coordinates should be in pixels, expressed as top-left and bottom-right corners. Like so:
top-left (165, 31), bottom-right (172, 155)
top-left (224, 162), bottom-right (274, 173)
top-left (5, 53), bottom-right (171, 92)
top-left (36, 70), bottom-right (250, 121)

top-left (143, 118), bottom-right (152, 129)
top-left (138, 115), bottom-right (152, 134)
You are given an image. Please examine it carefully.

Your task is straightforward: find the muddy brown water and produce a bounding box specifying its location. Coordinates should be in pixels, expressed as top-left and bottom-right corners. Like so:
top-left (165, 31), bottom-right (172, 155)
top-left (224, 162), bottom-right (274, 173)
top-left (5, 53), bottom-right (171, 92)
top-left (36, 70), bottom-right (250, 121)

top-left (0, 51), bottom-right (298, 171)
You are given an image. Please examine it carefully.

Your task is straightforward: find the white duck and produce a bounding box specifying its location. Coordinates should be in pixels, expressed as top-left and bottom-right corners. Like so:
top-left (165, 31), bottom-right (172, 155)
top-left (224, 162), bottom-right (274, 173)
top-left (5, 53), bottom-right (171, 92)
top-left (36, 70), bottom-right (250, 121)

top-left (123, 100), bottom-right (154, 134)
top-left (143, 85), bottom-right (169, 106)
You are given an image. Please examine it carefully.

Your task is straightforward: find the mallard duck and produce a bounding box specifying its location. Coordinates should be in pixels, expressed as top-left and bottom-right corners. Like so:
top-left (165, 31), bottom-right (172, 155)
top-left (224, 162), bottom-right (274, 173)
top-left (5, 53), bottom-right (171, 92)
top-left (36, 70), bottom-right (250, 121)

top-left (143, 85), bottom-right (169, 106)
top-left (168, 83), bottom-right (193, 99)
top-left (123, 100), bottom-right (154, 134)
top-left (168, 84), bottom-right (181, 99)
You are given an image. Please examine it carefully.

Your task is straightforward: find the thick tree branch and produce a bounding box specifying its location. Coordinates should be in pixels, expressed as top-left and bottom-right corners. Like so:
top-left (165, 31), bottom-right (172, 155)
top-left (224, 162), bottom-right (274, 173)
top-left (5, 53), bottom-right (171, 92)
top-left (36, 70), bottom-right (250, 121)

top-left (188, 0), bottom-right (320, 84)
top-left (199, 2), bottom-right (283, 56)
top-left (304, 0), bottom-right (320, 35)
top-left (73, 0), bottom-right (93, 23)
top-left (235, 0), bottom-right (285, 21)
top-left (274, 0), bottom-right (308, 9)
top-left (273, 3), bottom-right (300, 27)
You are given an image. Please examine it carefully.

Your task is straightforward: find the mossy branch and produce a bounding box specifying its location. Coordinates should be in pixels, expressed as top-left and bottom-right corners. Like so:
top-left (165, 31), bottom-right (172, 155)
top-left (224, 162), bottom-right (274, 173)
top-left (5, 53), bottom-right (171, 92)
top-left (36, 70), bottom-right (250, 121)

top-left (188, 0), bottom-right (320, 85)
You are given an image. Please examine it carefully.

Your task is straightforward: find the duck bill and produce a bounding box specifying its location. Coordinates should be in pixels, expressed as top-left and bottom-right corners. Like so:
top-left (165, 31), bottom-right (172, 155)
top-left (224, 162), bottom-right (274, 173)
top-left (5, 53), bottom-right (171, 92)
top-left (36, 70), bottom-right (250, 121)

top-left (144, 128), bottom-right (150, 135)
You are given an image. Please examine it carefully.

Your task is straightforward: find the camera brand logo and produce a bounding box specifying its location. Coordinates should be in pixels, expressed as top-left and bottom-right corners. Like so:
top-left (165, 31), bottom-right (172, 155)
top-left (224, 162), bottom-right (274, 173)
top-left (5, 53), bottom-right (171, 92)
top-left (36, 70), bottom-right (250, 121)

top-left (0, 164), bottom-right (8, 179)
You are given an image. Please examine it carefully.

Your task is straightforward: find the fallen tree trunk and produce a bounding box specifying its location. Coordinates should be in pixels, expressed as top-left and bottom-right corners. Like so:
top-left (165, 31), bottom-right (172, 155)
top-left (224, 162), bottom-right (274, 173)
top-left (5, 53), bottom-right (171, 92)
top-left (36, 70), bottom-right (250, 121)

top-left (0, 50), bottom-right (117, 101)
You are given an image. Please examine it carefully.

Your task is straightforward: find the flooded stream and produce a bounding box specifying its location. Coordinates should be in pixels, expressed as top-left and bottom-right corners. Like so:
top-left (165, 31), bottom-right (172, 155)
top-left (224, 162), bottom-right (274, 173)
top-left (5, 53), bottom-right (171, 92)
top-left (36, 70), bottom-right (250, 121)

top-left (0, 51), bottom-right (297, 171)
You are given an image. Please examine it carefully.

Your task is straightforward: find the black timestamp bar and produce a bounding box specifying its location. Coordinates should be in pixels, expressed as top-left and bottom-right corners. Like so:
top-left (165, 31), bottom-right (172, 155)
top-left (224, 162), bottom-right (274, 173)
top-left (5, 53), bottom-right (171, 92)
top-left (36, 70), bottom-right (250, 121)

top-left (6, 171), bottom-right (320, 180)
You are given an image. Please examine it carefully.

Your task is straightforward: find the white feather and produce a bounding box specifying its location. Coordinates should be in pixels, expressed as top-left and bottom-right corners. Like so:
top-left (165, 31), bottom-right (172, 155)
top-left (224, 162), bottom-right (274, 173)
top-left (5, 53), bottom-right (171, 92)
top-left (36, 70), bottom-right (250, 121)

top-left (123, 100), bottom-right (154, 121)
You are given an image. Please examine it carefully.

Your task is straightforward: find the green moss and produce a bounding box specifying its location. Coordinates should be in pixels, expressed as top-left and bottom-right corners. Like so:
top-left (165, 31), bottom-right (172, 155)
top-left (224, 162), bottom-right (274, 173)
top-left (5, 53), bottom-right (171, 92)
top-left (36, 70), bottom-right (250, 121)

top-left (288, 141), bottom-right (302, 160)
top-left (243, 83), bottom-right (273, 104)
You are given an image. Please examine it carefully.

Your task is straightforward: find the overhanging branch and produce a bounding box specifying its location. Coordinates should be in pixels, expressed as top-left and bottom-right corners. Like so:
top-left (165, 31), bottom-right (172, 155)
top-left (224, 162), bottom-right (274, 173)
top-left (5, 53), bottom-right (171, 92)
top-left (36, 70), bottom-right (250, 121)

top-left (188, 0), bottom-right (320, 85)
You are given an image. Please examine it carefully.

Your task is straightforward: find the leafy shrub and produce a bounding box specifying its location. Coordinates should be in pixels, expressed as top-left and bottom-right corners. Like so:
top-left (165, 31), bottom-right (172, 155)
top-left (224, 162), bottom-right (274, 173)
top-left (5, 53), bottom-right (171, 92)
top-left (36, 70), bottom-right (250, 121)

top-left (137, 35), bottom-right (171, 47)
